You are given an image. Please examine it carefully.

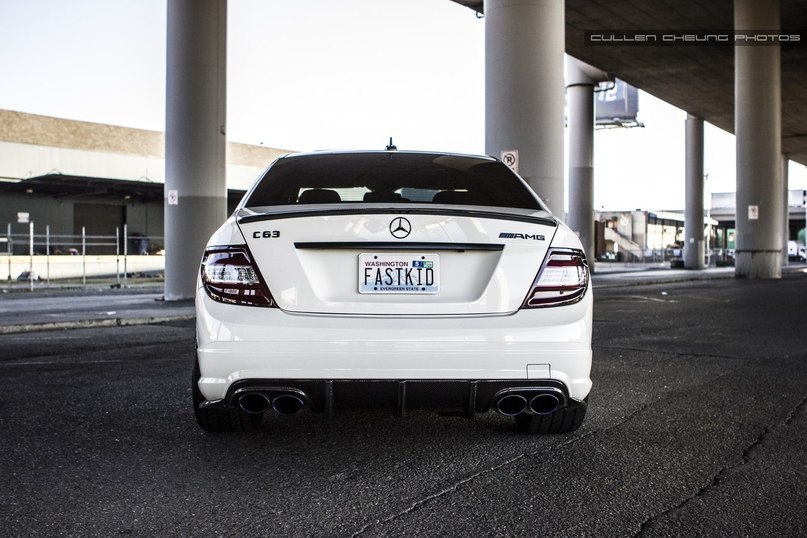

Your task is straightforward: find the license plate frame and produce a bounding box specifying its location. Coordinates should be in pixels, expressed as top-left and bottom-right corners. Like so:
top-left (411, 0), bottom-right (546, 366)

top-left (358, 253), bottom-right (440, 294)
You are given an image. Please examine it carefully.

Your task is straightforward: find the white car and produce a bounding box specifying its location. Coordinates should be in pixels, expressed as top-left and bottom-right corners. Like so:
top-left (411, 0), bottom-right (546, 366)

top-left (194, 150), bottom-right (592, 434)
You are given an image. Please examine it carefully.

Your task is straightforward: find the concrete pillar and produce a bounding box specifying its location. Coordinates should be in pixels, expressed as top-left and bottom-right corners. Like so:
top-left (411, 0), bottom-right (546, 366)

top-left (485, 0), bottom-right (565, 219)
top-left (165, 0), bottom-right (228, 300)
top-left (684, 114), bottom-right (705, 269)
top-left (566, 56), bottom-right (610, 271)
top-left (631, 211), bottom-right (647, 254)
top-left (734, 0), bottom-right (782, 278)
top-left (782, 156), bottom-right (789, 265)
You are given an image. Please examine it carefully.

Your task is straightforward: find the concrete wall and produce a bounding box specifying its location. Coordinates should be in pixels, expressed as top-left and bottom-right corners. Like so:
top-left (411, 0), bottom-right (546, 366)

top-left (0, 141), bottom-right (165, 183)
top-left (125, 201), bottom-right (165, 242)
top-left (1, 254), bottom-right (164, 281)
top-left (0, 194), bottom-right (165, 255)
top-left (1, 193), bottom-right (74, 253)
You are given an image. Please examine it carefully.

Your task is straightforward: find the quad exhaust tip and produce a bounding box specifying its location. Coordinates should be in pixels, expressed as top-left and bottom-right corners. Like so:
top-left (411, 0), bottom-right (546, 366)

top-left (238, 392), bottom-right (271, 415)
top-left (237, 391), bottom-right (307, 416)
top-left (272, 394), bottom-right (306, 416)
top-left (494, 391), bottom-right (561, 417)
top-left (496, 394), bottom-right (528, 416)
top-left (529, 393), bottom-right (560, 415)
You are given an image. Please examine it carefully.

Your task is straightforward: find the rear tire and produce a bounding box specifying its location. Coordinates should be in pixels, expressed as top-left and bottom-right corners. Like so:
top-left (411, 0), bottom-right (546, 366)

top-left (192, 353), bottom-right (261, 432)
top-left (514, 397), bottom-right (587, 434)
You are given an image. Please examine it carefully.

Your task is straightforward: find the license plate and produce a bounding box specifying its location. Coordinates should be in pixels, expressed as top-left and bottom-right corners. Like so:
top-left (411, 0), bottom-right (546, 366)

top-left (358, 253), bottom-right (440, 294)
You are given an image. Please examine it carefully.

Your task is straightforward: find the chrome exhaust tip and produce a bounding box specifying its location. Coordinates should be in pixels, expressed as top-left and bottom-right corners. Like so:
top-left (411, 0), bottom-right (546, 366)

top-left (495, 394), bottom-right (528, 416)
top-left (272, 394), bottom-right (306, 416)
top-left (238, 392), bottom-right (271, 415)
top-left (529, 393), bottom-right (560, 415)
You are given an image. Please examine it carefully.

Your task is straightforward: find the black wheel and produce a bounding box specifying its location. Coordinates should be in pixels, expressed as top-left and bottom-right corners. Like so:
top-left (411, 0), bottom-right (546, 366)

top-left (192, 353), bottom-right (261, 432)
top-left (514, 397), bottom-right (588, 434)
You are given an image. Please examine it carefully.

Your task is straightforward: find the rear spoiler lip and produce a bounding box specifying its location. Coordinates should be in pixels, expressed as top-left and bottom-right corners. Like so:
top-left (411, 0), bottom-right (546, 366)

top-left (237, 207), bottom-right (558, 227)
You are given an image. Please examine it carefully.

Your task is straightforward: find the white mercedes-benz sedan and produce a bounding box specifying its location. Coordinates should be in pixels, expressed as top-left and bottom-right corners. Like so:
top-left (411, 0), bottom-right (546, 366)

top-left (194, 150), bottom-right (592, 434)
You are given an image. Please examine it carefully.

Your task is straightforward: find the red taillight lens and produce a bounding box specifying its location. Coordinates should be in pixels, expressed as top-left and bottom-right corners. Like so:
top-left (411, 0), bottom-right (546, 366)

top-left (522, 249), bottom-right (589, 308)
top-left (201, 247), bottom-right (276, 307)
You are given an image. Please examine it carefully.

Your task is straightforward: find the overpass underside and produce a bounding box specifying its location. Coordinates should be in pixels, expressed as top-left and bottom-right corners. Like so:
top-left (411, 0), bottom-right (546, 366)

top-left (454, 0), bottom-right (806, 279)
top-left (163, 0), bottom-right (806, 299)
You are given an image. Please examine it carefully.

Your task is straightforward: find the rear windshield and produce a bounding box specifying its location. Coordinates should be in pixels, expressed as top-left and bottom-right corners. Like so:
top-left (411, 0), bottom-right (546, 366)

top-left (244, 152), bottom-right (545, 211)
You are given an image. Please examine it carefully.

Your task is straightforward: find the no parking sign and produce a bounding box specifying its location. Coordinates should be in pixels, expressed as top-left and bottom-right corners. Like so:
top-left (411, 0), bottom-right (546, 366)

top-left (501, 150), bottom-right (519, 173)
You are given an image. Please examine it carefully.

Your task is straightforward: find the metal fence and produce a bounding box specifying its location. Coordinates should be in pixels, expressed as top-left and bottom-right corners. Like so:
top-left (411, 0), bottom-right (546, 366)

top-left (2, 223), bottom-right (165, 290)
top-left (597, 247), bottom-right (735, 267)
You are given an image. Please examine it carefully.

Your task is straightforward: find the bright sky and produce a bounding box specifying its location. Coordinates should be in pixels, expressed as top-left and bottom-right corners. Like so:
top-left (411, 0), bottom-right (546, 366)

top-left (1, 0), bottom-right (805, 211)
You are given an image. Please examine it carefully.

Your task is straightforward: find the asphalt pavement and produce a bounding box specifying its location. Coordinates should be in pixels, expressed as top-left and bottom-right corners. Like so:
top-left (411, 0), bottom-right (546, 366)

top-left (0, 285), bottom-right (194, 333)
top-left (1, 266), bottom-right (806, 536)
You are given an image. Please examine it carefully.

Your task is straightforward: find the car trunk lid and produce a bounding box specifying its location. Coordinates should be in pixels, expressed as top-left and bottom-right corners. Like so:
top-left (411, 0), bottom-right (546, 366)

top-left (237, 206), bottom-right (557, 315)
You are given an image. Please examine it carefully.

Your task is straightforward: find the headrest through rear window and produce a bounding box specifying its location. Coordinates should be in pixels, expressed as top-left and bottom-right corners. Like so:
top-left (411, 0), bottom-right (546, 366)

top-left (298, 189), bottom-right (341, 204)
top-left (363, 191), bottom-right (410, 202)
top-left (431, 191), bottom-right (481, 205)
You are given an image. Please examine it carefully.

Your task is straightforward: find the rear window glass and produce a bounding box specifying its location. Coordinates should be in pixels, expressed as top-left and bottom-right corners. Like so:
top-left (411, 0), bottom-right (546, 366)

top-left (244, 152), bottom-right (544, 211)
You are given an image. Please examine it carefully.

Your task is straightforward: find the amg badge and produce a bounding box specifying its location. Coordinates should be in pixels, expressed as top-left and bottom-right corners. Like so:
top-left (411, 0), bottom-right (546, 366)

top-left (499, 232), bottom-right (545, 241)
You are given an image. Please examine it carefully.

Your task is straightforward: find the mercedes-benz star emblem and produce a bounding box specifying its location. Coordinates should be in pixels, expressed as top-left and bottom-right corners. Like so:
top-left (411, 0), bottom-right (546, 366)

top-left (389, 217), bottom-right (411, 239)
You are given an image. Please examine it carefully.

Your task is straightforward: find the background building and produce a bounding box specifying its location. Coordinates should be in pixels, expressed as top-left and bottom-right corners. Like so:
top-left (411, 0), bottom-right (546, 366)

top-left (0, 109), bottom-right (288, 254)
top-left (595, 190), bottom-right (807, 265)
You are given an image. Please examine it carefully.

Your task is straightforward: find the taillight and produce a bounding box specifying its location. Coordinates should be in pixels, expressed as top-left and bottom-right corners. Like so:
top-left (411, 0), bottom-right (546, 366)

top-left (201, 247), bottom-right (276, 307)
top-left (521, 248), bottom-right (589, 308)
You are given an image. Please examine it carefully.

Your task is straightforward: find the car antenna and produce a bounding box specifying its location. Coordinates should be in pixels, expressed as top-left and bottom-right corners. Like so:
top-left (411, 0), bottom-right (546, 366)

top-left (385, 137), bottom-right (397, 151)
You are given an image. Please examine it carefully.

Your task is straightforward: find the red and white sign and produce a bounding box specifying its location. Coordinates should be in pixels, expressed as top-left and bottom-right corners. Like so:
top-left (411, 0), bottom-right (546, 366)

top-left (501, 150), bottom-right (519, 173)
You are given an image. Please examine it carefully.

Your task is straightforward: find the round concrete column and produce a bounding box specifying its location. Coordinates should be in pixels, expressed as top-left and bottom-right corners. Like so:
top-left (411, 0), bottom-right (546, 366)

top-left (734, 0), bottom-right (782, 278)
top-left (684, 114), bottom-right (705, 269)
top-left (485, 0), bottom-right (565, 219)
top-left (165, 0), bottom-right (228, 300)
top-left (566, 57), bottom-right (609, 271)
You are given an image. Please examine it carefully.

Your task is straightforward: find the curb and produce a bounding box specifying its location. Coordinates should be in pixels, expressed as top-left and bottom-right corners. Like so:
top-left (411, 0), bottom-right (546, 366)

top-left (591, 272), bottom-right (735, 289)
top-left (0, 314), bottom-right (195, 335)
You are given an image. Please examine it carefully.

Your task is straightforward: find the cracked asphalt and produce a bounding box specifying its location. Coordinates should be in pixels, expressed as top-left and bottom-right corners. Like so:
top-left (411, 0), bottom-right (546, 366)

top-left (1, 272), bottom-right (806, 536)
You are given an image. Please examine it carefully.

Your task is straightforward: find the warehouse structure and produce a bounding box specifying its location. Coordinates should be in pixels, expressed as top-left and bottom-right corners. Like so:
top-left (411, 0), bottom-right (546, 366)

top-left (0, 109), bottom-right (287, 255)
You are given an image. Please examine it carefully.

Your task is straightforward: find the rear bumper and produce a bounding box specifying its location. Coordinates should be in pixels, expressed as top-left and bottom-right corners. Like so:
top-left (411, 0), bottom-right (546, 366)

top-left (201, 378), bottom-right (586, 417)
top-left (196, 285), bottom-right (593, 403)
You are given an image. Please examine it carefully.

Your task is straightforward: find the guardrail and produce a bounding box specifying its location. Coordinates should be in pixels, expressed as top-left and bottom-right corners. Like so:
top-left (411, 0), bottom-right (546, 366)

top-left (2, 223), bottom-right (165, 290)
